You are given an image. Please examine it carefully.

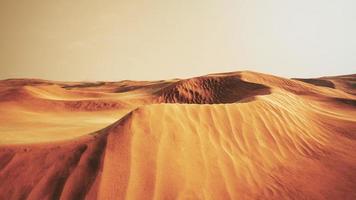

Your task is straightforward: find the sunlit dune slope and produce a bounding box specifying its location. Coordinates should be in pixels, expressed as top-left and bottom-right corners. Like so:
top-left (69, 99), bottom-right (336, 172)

top-left (0, 78), bottom-right (167, 143)
top-left (0, 71), bottom-right (355, 199)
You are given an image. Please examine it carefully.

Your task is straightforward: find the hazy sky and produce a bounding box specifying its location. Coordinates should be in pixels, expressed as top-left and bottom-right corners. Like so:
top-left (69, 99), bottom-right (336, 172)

top-left (0, 0), bottom-right (355, 81)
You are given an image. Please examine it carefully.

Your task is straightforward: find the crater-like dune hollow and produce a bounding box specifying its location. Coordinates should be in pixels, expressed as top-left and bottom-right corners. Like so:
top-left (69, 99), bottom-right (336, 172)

top-left (0, 71), bottom-right (355, 199)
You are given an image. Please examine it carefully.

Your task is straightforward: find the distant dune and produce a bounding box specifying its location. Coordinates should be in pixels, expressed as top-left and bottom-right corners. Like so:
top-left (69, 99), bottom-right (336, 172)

top-left (0, 71), bottom-right (355, 199)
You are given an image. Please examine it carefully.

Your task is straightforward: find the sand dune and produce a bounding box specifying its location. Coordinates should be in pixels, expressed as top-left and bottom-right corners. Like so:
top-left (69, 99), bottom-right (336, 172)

top-left (155, 75), bottom-right (270, 104)
top-left (295, 74), bottom-right (356, 96)
top-left (0, 71), bottom-right (355, 199)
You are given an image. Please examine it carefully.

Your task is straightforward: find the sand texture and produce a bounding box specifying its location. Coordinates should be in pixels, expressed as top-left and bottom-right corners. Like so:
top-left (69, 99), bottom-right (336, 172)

top-left (0, 71), bottom-right (355, 199)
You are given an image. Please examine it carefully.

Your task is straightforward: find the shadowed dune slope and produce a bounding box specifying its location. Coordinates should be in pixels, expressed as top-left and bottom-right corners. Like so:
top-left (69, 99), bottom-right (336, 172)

top-left (0, 134), bottom-right (107, 200)
top-left (155, 75), bottom-right (270, 104)
top-left (295, 74), bottom-right (356, 95)
top-left (0, 71), bottom-right (355, 199)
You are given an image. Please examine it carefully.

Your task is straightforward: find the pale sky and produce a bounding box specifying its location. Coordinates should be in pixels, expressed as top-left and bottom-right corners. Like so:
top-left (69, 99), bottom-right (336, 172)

top-left (0, 0), bottom-right (355, 81)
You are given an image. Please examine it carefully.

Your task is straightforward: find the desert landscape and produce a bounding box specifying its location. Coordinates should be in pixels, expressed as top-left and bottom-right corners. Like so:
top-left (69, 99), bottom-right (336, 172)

top-left (0, 71), bottom-right (355, 199)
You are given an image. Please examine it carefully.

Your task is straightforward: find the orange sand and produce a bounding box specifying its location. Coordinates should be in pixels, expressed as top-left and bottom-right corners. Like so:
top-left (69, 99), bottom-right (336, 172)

top-left (0, 71), bottom-right (355, 199)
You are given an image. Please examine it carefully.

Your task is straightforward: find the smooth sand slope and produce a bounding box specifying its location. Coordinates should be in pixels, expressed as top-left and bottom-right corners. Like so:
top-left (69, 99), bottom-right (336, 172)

top-left (0, 71), bottom-right (355, 199)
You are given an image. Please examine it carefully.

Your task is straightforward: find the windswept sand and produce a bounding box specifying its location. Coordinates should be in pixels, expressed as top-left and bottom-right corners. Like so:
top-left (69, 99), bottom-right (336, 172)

top-left (0, 71), bottom-right (355, 199)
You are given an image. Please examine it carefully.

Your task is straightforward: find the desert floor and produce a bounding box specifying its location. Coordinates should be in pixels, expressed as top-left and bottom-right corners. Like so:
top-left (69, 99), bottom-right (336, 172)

top-left (0, 71), bottom-right (355, 199)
